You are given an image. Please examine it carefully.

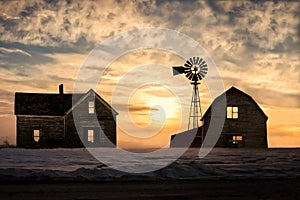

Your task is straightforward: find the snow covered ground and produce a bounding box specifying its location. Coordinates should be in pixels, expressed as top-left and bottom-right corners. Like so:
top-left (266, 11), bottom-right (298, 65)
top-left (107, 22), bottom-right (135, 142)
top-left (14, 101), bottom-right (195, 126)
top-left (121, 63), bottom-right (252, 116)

top-left (0, 148), bottom-right (299, 181)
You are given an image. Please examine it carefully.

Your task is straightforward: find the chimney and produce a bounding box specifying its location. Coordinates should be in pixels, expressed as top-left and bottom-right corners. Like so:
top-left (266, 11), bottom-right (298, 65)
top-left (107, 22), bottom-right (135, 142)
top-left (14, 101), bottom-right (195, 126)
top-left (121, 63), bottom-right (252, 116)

top-left (59, 84), bottom-right (64, 95)
top-left (58, 84), bottom-right (64, 103)
top-left (58, 84), bottom-right (65, 113)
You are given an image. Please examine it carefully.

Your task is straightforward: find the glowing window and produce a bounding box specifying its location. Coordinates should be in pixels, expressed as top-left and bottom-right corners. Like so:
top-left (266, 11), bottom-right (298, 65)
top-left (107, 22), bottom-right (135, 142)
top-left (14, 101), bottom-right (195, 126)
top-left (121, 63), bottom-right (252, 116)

top-left (33, 130), bottom-right (40, 142)
top-left (88, 130), bottom-right (94, 143)
top-left (232, 135), bottom-right (243, 144)
top-left (227, 106), bottom-right (238, 119)
top-left (88, 101), bottom-right (95, 114)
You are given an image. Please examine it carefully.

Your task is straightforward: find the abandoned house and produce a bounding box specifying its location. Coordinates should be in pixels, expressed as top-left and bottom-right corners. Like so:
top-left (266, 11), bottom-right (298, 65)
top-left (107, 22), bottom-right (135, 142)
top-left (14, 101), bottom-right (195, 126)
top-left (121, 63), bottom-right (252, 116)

top-left (15, 84), bottom-right (117, 148)
top-left (170, 86), bottom-right (268, 148)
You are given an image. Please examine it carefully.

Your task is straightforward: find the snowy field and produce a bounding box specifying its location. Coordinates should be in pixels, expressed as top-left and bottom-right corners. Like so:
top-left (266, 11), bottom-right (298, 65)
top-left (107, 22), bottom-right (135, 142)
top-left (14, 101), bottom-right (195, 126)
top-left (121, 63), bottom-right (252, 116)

top-left (0, 148), bottom-right (299, 182)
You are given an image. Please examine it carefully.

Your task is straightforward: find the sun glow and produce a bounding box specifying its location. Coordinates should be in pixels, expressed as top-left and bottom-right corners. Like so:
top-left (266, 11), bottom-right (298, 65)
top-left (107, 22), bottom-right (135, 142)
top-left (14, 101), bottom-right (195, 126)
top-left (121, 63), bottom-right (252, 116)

top-left (128, 85), bottom-right (182, 128)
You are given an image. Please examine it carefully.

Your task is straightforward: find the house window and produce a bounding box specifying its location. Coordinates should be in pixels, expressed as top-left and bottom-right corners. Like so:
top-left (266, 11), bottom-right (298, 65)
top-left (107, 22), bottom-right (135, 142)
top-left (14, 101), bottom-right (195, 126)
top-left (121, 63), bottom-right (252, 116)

top-left (227, 106), bottom-right (238, 119)
top-left (232, 135), bottom-right (243, 144)
top-left (88, 101), bottom-right (95, 114)
top-left (33, 130), bottom-right (40, 142)
top-left (88, 129), bottom-right (94, 143)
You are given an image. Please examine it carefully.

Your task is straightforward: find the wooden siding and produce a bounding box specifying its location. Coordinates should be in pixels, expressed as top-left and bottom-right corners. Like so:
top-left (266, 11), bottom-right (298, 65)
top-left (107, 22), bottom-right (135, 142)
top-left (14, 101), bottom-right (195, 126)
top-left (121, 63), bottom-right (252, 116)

top-left (16, 116), bottom-right (64, 148)
top-left (65, 93), bottom-right (116, 147)
top-left (15, 90), bottom-right (117, 148)
top-left (203, 88), bottom-right (268, 148)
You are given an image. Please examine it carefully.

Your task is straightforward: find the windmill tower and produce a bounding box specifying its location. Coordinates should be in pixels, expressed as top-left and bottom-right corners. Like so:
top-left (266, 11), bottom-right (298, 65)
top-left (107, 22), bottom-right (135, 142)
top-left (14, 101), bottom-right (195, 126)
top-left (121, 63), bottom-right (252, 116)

top-left (172, 57), bottom-right (208, 130)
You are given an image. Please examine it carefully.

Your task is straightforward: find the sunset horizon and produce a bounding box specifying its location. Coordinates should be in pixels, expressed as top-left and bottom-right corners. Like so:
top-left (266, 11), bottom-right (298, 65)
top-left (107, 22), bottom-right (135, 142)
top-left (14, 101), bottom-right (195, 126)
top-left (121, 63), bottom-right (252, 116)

top-left (0, 0), bottom-right (299, 148)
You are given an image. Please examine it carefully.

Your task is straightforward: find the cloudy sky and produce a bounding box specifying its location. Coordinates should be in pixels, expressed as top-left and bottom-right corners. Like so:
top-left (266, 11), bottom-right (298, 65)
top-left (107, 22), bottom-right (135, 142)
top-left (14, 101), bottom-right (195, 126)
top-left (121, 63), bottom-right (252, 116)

top-left (0, 0), bottom-right (299, 148)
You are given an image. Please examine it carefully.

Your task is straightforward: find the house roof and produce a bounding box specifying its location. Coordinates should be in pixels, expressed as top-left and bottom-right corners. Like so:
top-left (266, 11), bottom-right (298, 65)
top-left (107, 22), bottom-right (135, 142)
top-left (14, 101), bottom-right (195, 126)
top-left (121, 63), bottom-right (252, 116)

top-left (15, 89), bottom-right (117, 116)
top-left (65, 89), bottom-right (118, 116)
top-left (203, 86), bottom-right (268, 119)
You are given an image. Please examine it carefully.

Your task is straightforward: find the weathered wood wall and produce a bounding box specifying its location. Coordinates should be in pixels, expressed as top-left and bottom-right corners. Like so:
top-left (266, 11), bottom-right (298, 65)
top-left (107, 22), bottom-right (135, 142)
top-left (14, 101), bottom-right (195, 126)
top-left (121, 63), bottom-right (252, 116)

top-left (16, 116), bottom-right (64, 148)
top-left (65, 93), bottom-right (116, 147)
top-left (16, 92), bottom-right (117, 148)
top-left (203, 89), bottom-right (268, 148)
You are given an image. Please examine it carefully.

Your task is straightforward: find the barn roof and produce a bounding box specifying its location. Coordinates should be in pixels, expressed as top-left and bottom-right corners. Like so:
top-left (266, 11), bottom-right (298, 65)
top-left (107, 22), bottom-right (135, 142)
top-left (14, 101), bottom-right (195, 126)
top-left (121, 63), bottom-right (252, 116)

top-left (15, 89), bottom-right (117, 116)
top-left (203, 86), bottom-right (268, 120)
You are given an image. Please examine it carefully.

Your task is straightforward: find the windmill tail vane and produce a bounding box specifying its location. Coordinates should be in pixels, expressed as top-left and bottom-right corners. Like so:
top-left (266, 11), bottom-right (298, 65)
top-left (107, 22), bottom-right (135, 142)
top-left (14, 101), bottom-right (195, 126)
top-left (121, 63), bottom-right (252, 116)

top-left (172, 66), bottom-right (185, 76)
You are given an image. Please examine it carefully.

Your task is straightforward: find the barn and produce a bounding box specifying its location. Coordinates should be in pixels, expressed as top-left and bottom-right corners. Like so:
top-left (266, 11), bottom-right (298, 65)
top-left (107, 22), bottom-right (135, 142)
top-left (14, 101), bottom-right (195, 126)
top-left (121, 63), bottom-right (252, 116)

top-left (170, 86), bottom-right (268, 148)
top-left (14, 84), bottom-right (117, 148)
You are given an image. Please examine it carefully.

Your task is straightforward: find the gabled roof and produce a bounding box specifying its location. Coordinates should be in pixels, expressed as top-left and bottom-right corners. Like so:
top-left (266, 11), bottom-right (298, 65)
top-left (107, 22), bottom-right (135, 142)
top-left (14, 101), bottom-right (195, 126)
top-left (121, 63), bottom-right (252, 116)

top-left (65, 89), bottom-right (118, 115)
top-left (15, 89), bottom-right (117, 116)
top-left (203, 86), bottom-right (268, 119)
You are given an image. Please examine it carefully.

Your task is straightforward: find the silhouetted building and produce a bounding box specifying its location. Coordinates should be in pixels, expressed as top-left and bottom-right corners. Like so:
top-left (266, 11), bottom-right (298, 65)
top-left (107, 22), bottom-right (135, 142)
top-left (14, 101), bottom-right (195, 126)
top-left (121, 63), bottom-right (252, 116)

top-left (15, 84), bottom-right (117, 148)
top-left (171, 86), bottom-right (268, 148)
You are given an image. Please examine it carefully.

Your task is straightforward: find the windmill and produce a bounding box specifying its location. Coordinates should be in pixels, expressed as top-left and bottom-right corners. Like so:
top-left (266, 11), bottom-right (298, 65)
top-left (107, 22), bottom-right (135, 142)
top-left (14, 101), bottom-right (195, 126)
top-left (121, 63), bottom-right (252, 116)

top-left (172, 57), bottom-right (208, 130)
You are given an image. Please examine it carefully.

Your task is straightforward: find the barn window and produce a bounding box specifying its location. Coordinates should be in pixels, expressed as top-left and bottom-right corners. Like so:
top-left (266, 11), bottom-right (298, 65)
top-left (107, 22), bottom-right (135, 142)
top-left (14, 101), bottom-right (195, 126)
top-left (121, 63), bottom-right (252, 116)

top-left (33, 130), bottom-right (40, 142)
top-left (88, 129), bottom-right (94, 143)
top-left (232, 135), bottom-right (243, 144)
top-left (227, 106), bottom-right (238, 119)
top-left (88, 101), bottom-right (95, 114)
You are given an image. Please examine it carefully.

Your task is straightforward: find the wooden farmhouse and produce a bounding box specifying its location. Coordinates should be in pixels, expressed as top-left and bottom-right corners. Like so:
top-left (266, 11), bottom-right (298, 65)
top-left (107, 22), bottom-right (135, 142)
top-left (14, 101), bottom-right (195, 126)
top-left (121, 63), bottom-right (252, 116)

top-left (15, 84), bottom-right (117, 148)
top-left (171, 86), bottom-right (268, 148)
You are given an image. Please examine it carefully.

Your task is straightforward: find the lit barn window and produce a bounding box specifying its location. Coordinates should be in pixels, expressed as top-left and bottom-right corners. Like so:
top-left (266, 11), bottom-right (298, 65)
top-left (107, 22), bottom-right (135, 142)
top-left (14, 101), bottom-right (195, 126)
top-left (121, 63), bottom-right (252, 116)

top-left (232, 135), bottom-right (243, 144)
top-left (88, 101), bottom-right (95, 114)
top-left (88, 130), bottom-right (94, 143)
top-left (33, 130), bottom-right (40, 142)
top-left (227, 106), bottom-right (238, 119)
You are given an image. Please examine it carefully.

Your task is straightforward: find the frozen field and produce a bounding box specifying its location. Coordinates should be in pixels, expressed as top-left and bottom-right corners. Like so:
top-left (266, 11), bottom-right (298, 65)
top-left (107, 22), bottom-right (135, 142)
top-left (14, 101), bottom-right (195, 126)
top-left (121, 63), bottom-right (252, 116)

top-left (0, 148), bottom-right (299, 182)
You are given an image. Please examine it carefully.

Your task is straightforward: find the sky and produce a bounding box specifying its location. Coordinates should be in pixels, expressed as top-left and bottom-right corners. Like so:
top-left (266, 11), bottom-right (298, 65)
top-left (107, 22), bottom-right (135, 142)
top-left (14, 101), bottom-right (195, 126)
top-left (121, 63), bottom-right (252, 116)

top-left (0, 0), bottom-right (299, 148)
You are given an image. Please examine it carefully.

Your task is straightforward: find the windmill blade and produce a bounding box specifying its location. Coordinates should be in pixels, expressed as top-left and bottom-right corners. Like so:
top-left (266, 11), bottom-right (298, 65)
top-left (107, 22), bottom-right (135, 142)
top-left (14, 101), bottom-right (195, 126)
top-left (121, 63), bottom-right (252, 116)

top-left (200, 60), bottom-right (206, 67)
top-left (185, 71), bottom-right (193, 80)
top-left (199, 71), bottom-right (206, 78)
top-left (196, 74), bottom-right (202, 81)
top-left (186, 60), bottom-right (193, 66)
top-left (200, 69), bottom-right (208, 74)
top-left (184, 62), bottom-right (192, 68)
top-left (188, 73), bottom-right (194, 80)
top-left (172, 66), bottom-right (186, 76)
top-left (192, 57), bottom-right (197, 64)
top-left (195, 57), bottom-right (199, 65)
top-left (189, 58), bottom-right (194, 65)
top-left (201, 67), bottom-right (208, 71)
top-left (198, 58), bottom-right (203, 65)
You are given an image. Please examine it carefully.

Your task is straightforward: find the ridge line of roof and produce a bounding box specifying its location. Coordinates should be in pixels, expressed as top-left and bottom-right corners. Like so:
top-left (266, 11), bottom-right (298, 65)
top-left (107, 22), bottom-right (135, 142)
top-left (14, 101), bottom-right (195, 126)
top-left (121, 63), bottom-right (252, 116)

top-left (202, 86), bottom-right (268, 118)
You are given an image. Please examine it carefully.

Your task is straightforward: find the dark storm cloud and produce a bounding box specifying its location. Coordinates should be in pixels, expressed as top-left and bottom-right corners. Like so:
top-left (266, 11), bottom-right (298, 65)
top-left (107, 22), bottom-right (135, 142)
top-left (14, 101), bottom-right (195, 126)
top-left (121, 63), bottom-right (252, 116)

top-left (0, 0), bottom-right (298, 109)
top-left (0, 1), bottom-right (100, 51)
top-left (0, 42), bottom-right (55, 68)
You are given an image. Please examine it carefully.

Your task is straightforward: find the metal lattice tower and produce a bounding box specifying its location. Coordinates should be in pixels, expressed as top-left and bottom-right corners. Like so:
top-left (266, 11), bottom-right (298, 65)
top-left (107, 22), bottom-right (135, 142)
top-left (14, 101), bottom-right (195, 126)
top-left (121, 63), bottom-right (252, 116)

top-left (188, 82), bottom-right (203, 129)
